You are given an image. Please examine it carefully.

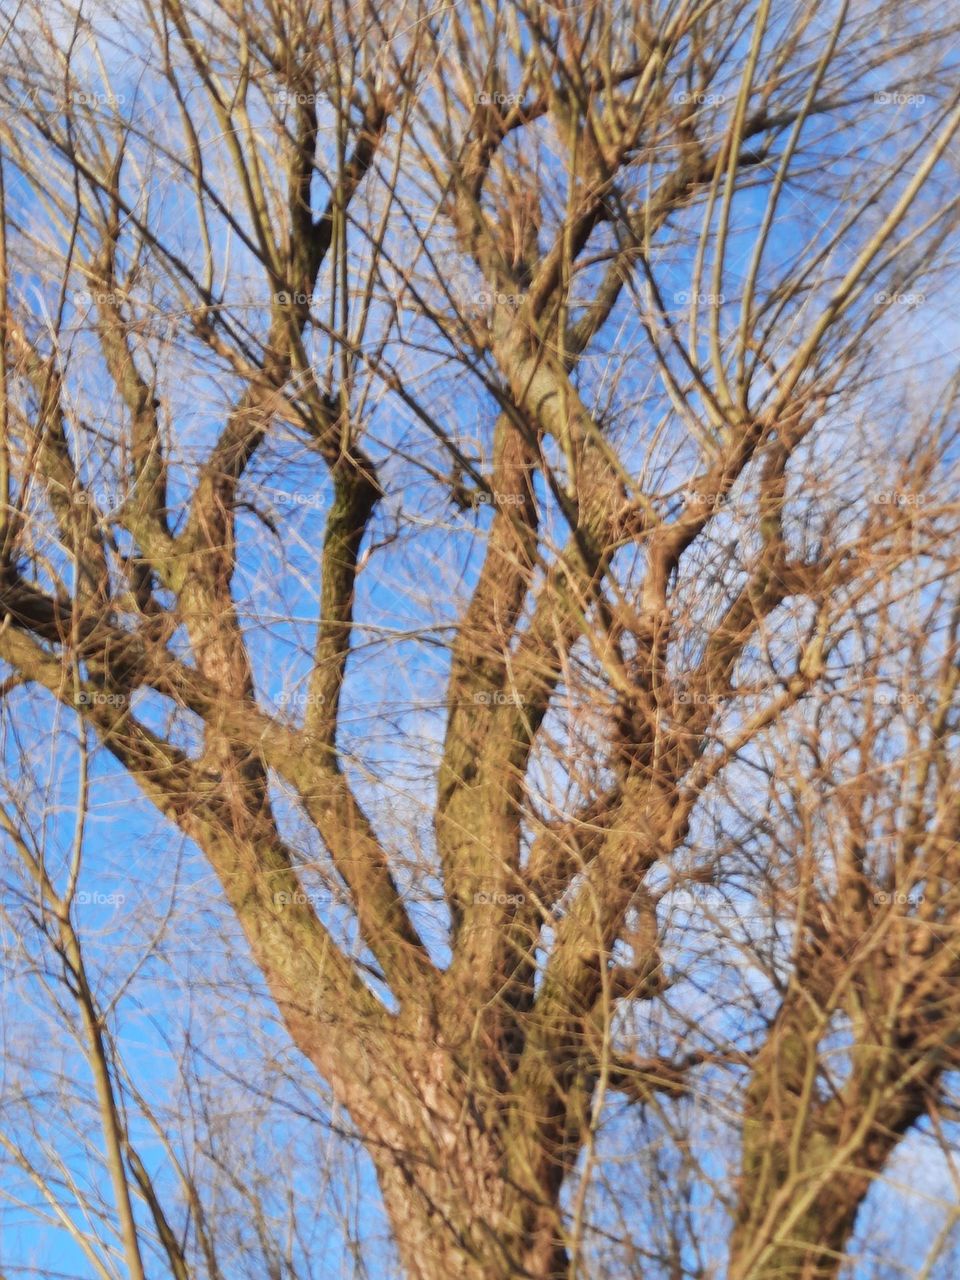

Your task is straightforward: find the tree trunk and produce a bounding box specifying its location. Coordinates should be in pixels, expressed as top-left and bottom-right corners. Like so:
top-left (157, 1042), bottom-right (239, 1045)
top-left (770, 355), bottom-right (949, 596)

top-left (728, 987), bottom-right (930, 1280)
top-left (375, 1152), bottom-right (567, 1280)
top-left (343, 1046), bottom-right (571, 1280)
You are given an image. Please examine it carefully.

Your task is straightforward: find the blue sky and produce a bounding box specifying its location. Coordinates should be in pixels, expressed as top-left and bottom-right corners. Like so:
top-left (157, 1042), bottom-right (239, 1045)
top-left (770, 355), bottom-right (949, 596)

top-left (1, 2), bottom-right (960, 1276)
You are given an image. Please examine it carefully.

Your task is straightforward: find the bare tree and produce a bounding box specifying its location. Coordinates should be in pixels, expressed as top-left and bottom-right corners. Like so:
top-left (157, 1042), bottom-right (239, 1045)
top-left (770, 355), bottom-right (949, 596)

top-left (1, 0), bottom-right (960, 1276)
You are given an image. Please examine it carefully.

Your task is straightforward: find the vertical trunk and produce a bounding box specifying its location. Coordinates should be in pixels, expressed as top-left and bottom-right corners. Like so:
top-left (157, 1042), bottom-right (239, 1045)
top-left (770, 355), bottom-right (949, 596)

top-left (342, 1047), bottom-right (572, 1280)
top-left (729, 1141), bottom-right (922, 1280)
top-left (374, 1144), bottom-right (569, 1280)
top-left (729, 990), bottom-right (930, 1280)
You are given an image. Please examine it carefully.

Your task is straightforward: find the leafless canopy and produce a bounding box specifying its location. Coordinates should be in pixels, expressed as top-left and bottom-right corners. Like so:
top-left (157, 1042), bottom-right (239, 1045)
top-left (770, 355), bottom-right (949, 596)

top-left (1, 1), bottom-right (959, 1277)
